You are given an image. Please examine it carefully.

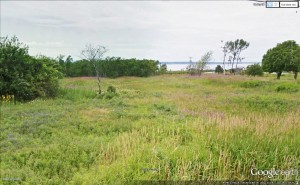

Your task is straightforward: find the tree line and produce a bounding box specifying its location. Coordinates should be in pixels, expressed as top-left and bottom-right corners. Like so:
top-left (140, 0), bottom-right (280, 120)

top-left (0, 36), bottom-right (161, 101)
top-left (216, 39), bottom-right (300, 79)
top-left (1, 36), bottom-right (300, 102)
top-left (59, 56), bottom-right (159, 78)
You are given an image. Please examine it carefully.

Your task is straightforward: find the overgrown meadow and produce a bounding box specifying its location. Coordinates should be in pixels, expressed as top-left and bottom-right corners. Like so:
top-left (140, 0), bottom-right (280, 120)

top-left (1, 74), bottom-right (299, 184)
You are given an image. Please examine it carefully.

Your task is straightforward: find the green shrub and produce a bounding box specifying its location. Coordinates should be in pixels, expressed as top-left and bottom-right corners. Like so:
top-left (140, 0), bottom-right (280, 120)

top-left (244, 96), bottom-right (299, 112)
top-left (0, 36), bottom-right (62, 102)
top-left (102, 92), bottom-right (119, 99)
top-left (97, 87), bottom-right (119, 100)
top-left (245, 64), bottom-right (264, 76)
top-left (107, 85), bottom-right (117, 93)
top-left (240, 80), bottom-right (270, 88)
top-left (239, 70), bottom-right (246, 75)
top-left (154, 103), bottom-right (172, 112)
top-left (275, 84), bottom-right (299, 93)
top-left (10, 79), bottom-right (37, 101)
top-left (153, 103), bottom-right (176, 115)
top-left (215, 65), bottom-right (224, 74)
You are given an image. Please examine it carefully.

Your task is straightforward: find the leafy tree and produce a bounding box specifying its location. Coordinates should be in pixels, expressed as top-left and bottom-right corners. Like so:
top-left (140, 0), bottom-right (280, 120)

top-left (295, 47), bottom-right (300, 78)
top-left (81, 44), bottom-right (108, 94)
top-left (0, 36), bottom-right (62, 101)
top-left (245, 64), bottom-right (263, 77)
top-left (56, 54), bottom-right (66, 75)
top-left (32, 55), bottom-right (62, 97)
top-left (70, 59), bottom-right (94, 77)
top-left (225, 39), bottom-right (249, 74)
top-left (286, 45), bottom-right (300, 79)
top-left (65, 55), bottom-right (73, 77)
top-left (262, 40), bottom-right (299, 79)
top-left (215, 65), bottom-right (224, 74)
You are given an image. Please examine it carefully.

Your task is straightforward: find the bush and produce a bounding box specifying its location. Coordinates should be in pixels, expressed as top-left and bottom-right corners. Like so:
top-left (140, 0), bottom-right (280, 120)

top-left (215, 65), bottom-right (224, 74)
top-left (244, 96), bottom-right (299, 113)
top-left (95, 85), bottom-right (119, 100)
top-left (240, 80), bottom-right (270, 88)
top-left (0, 36), bottom-right (62, 102)
top-left (275, 84), bottom-right (299, 93)
top-left (107, 85), bottom-right (117, 93)
top-left (245, 64), bottom-right (264, 76)
top-left (98, 92), bottom-right (119, 100)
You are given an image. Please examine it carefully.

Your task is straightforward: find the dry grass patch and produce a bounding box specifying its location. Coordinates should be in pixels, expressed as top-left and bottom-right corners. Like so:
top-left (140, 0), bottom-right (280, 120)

top-left (80, 108), bottom-right (110, 121)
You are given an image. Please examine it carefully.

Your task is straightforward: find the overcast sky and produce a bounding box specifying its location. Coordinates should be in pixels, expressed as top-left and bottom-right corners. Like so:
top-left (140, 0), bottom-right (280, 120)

top-left (1, 1), bottom-right (299, 62)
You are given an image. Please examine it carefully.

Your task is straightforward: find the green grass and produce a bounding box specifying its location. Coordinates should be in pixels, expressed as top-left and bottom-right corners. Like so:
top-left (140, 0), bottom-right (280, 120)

top-left (1, 74), bottom-right (299, 184)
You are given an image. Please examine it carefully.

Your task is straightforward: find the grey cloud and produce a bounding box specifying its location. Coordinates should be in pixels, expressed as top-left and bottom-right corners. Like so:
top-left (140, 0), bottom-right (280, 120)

top-left (1, 1), bottom-right (299, 61)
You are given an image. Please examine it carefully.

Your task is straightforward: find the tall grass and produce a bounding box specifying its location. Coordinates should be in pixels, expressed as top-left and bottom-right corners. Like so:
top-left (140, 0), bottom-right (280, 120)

top-left (1, 74), bottom-right (299, 184)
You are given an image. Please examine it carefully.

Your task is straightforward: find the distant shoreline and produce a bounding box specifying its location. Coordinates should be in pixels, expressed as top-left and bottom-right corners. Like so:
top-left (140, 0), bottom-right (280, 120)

top-left (160, 61), bottom-right (262, 71)
top-left (160, 61), bottom-right (261, 65)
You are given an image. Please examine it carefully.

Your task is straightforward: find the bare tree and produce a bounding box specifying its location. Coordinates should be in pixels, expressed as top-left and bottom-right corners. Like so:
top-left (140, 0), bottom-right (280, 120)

top-left (221, 40), bottom-right (228, 75)
top-left (186, 52), bottom-right (212, 76)
top-left (196, 51), bottom-right (213, 76)
top-left (228, 56), bottom-right (232, 72)
top-left (81, 44), bottom-right (108, 94)
top-left (236, 56), bottom-right (245, 69)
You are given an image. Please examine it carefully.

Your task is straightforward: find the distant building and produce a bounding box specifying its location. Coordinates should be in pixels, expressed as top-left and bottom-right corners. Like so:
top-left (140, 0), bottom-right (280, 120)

top-left (232, 67), bottom-right (245, 74)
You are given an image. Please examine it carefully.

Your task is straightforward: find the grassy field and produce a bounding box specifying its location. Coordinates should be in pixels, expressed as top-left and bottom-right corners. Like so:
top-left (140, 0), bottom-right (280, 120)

top-left (1, 73), bottom-right (300, 184)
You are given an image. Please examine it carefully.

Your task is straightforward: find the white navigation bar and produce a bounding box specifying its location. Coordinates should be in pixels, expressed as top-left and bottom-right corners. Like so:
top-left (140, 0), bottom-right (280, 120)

top-left (280, 1), bottom-right (299, 7)
top-left (266, 1), bottom-right (299, 8)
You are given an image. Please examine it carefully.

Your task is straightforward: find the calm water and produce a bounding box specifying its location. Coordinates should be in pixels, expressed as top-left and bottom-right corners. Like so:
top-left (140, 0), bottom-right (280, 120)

top-left (160, 62), bottom-right (261, 71)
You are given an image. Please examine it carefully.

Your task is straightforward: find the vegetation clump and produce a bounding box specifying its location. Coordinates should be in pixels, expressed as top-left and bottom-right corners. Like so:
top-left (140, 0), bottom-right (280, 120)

top-left (62, 57), bottom-right (159, 78)
top-left (0, 36), bottom-right (62, 102)
top-left (244, 96), bottom-right (299, 112)
top-left (97, 85), bottom-right (119, 100)
top-left (215, 65), bottom-right (224, 74)
top-left (245, 64), bottom-right (264, 77)
top-left (240, 80), bottom-right (269, 88)
top-left (275, 84), bottom-right (299, 93)
top-left (107, 85), bottom-right (117, 94)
